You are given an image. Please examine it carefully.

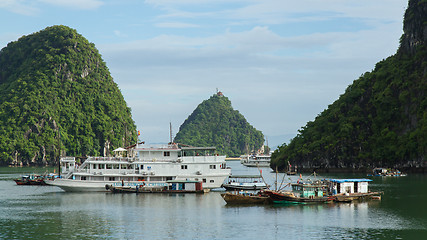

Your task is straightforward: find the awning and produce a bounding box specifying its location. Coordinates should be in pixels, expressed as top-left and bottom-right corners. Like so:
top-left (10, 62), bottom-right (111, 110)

top-left (113, 147), bottom-right (127, 152)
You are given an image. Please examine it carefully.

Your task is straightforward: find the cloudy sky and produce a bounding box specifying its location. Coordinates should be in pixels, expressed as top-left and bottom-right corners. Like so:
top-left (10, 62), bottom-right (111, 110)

top-left (0, 0), bottom-right (408, 147)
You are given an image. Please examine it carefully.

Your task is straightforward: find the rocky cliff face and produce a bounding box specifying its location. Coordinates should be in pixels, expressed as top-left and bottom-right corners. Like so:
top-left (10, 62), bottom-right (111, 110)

top-left (400, 0), bottom-right (427, 55)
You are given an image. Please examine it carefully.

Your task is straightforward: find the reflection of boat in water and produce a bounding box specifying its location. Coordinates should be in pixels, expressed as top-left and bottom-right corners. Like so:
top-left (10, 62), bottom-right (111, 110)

top-left (105, 180), bottom-right (205, 194)
top-left (221, 192), bottom-right (270, 204)
top-left (221, 175), bottom-right (269, 191)
top-left (369, 168), bottom-right (407, 177)
top-left (14, 174), bottom-right (51, 185)
top-left (240, 154), bottom-right (270, 167)
top-left (46, 143), bottom-right (231, 192)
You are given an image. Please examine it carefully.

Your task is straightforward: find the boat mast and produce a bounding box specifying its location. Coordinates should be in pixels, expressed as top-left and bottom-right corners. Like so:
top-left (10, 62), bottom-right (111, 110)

top-left (170, 122), bottom-right (173, 143)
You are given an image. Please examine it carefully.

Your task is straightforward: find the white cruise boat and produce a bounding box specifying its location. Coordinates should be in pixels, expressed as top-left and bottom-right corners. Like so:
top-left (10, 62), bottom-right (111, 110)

top-left (240, 154), bottom-right (271, 167)
top-left (46, 143), bottom-right (231, 192)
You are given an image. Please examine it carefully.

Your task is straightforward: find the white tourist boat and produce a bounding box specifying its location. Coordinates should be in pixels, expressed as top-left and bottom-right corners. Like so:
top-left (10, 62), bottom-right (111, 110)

top-left (240, 154), bottom-right (271, 167)
top-left (46, 143), bottom-right (231, 192)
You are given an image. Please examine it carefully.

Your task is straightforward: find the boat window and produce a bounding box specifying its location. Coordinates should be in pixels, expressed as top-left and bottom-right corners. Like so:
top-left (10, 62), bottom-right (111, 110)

top-left (209, 165), bottom-right (216, 169)
top-left (164, 151), bottom-right (170, 157)
top-left (181, 165), bottom-right (188, 169)
top-left (106, 164), bottom-right (112, 169)
top-left (128, 164), bottom-right (134, 169)
top-left (166, 177), bottom-right (173, 181)
top-left (140, 165), bottom-right (144, 170)
top-left (81, 176), bottom-right (86, 180)
top-left (109, 177), bottom-right (115, 181)
top-left (113, 164), bottom-right (119, 169)
top-left (203, 178), bottom-right (206, 183)
top-left (99, 164), bottom-right (105, 169)
top-left (210, 180), bottom-right (214, 183)
top-left (93, 164), bottom-right (98, 169)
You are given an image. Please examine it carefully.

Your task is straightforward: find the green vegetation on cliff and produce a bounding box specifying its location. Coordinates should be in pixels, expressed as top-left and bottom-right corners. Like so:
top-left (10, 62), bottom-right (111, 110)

top-left (0, 25), bottom-right (137, 166)
top-left (174, 94), bottom-right (264, 157)
top-left (271, 0), bottom-right (426, 171)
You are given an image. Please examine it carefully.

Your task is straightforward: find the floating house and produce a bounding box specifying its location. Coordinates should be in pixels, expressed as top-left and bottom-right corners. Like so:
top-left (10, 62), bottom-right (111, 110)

top-left (328, 179), bottom-right (372, 195)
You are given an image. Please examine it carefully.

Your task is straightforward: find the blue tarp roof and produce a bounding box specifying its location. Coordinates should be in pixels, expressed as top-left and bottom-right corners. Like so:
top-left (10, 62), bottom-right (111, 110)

top-left (329, 179), bottom-right (372, 183)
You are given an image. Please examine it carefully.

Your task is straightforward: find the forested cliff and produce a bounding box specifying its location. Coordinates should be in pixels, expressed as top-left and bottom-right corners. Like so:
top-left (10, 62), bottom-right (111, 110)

top-left (0, 25), bottom-right (137, 166)
top-left (271, 0), bottom-right (426, 172)
top-left (174, 93), bottom-right (265, 157)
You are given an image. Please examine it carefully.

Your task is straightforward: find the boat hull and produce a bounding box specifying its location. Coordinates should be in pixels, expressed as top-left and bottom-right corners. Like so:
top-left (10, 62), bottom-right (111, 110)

top-left (105, 184), bottom-right (204, 194)
top-left (221, 192), bottom-right (270, 204)
top-left (45, 179), bottom-right (169, 192)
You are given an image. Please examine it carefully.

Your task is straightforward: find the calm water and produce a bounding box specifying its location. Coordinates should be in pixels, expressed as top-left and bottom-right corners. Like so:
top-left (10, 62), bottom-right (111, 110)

top-left (1, 162), bottom-right (426, 240)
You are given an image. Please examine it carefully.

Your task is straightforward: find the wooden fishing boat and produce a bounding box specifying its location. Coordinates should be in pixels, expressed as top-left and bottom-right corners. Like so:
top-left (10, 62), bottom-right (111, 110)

top-left (14, 175), bottom-right (47, 185)
top-left (264, 189), bottom-right (333, 204)
top-left (220, 192), bottom-right (270, 204)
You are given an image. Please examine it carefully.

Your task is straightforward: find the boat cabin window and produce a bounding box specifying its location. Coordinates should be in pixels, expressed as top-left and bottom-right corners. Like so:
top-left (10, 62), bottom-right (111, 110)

top-left (164, 151), bottom-right (170, 157)
top-left (106, 164), bottom-right (112, 169)
top-left (109, 177), bottom-right (115, 181)
top-left (140, 165), bottom-right (144, 170)
top-left (99, 164), bottom-right (105, 169)
top-left (128, 164), bottom-right (134, 169)
top-left (181, 165), bottom-right (188, 169)
top-left (81, 176), bottom-right (87, 180)
top-left (93, 164), bottom-right (98, 169)
top-left (209, 165), bottom-right (216, 169)
top-left (166, 177), bottom-right (173, 181)
top-left (210, 180), bottom-right (214, 183)
top-left (113, 164), bottom-right (119, 169)
top-left (121, 164), bottom-right (127, 169)
top-left (203, 178), bottom-right (206, 183)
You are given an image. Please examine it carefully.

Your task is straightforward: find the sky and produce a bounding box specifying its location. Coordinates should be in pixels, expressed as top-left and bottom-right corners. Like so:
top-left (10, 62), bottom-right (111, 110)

top-left (0, 0), bottom-right (409, 148)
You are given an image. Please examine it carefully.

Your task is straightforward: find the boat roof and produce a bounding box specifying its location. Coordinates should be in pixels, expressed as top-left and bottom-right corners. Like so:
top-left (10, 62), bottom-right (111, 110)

top-left (329, 179), bottom-right (372, 183)
top-left (181, 146), bottom-right (216, 151)
top-left (229, 175), bottom-right (263, 178)
top-left (167, 180), bottom-right (201, 183)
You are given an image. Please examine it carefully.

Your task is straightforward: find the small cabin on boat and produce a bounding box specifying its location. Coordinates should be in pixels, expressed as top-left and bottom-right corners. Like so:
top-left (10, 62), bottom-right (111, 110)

top-left (328, 179), bottom-right (372, 195)
top-left (167, 180), bottom-right (203, 192)
top-left (291, 183), bottom-right (325, 198)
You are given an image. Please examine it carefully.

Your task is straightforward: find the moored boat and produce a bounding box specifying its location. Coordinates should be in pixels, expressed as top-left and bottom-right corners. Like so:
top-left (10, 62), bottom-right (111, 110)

top-left (326, 179), bottom-right (383, 202)
top-left (264, 182), bottom-right (333, 204)
top-left (240, 154), bottom-right (271, 167)
top-left (220, 192), bottom-right (270, 204)
top-left (221, 175), bottom-right (268, 191)
top-left (370, 168), bottom-right (407, 177)
top-left (45, 143), bottom-right (231, 192)
top-left (105, 179), bottom-right (205, 194)
top-left (14, 175), bottom-right (47, 185)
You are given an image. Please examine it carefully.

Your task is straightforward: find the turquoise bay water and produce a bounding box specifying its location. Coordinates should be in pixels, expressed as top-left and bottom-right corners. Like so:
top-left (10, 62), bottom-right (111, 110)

top-left (1, 162), bottom-right (426, 240)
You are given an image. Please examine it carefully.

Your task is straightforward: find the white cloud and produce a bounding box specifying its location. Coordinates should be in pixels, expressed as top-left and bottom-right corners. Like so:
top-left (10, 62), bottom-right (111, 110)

top-left (0, 0), bottom-right (39, 16)
top-left (155, 22), bottom-right (200, 28)
top-left (39, 0), bottom-right (104, 10)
